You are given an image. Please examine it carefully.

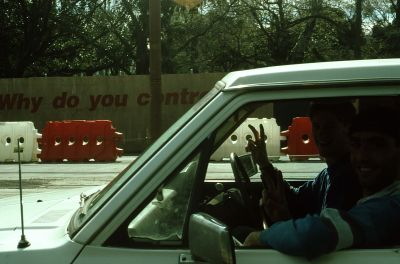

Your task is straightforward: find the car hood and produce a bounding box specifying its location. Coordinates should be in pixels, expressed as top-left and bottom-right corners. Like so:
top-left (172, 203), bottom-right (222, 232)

top-left (0, 186), bottom-right (101, 253)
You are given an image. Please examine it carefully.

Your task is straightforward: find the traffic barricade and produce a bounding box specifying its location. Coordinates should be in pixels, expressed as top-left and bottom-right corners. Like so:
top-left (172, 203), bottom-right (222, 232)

top-left (280, 117), bottom-right (319, 161)
top-left (211, 117), bottom-right (281, 161)
top-left (38, 120), bottom-right (123, 162)
top-left (0, 121), bottom-right (41, 162)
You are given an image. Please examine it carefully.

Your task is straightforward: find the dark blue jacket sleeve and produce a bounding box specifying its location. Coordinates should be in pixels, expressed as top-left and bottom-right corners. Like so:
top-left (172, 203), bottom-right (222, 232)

top-left (260, 195), bottom-right (400, 259)
top-left (259, 215), bottom-right (337, 259)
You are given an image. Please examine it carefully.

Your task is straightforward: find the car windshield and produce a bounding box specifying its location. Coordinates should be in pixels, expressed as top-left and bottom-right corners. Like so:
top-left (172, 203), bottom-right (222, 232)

top-left (68, 86), bottom-right (221, 234)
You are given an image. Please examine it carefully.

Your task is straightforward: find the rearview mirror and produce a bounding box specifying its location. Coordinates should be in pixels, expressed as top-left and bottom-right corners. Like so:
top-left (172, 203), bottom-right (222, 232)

top-left (188, 213), bottom-right (235, 264)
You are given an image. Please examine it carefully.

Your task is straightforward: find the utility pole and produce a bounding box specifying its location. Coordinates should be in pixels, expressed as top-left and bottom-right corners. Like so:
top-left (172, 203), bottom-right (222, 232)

top-left (149, 0), bottom-right (162, 141)
top-left (354, 0), bottom-right (363, 59)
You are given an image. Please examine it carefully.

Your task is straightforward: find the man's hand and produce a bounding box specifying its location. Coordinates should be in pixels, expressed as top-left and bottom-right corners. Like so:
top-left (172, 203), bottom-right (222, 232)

top-left (246, 124), bottom-right (270, 167)
top-left (261, 170), bottom-right (291, 223)
top-left (247, 124), bottom-right (291, 224)
top-left (247, 123), bottom-right (278, 189)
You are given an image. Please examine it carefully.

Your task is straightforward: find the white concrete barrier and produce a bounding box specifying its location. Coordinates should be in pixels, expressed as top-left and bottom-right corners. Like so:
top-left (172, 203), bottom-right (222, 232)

top-left (211, 118), bottom-right (282, 161)
top-left (0, 122), bottom-right (41, 162)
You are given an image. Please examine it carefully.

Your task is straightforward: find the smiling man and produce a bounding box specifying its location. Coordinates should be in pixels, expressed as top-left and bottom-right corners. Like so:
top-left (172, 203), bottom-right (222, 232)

top-left (244, 106), bottom-right (400, 258)
top-left (350, 107), bottom-right (400, 197)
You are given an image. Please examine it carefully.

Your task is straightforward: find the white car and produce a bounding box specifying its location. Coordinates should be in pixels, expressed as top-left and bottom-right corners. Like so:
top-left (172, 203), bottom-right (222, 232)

top-left (1, 59), bottom-right (400, 264)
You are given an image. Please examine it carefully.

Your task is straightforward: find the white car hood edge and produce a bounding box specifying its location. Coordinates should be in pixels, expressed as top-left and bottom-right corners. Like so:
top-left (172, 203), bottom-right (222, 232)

top-left (0, 186), bottom-right (100, 257)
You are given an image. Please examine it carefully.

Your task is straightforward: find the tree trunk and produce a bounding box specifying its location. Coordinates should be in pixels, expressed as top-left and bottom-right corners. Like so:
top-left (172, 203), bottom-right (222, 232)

top-left (289, 18), bottom-right (317, 63)
top-left (149, 0), bottom-right (162, 141)
top-left (394, 0), bottom-right (400, 27)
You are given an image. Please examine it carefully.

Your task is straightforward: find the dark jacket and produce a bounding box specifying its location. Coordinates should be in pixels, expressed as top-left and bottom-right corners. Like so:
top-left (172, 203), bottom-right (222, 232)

top-left (286, 160), bottom-right (361, 218)
top-left (260, 181), bottom-right (400, 259)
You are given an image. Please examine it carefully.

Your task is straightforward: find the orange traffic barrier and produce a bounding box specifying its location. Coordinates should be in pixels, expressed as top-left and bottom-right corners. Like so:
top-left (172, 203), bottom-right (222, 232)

top-left (38, 120), bottom-right (123, 162)
top-left (280, 117), bottom-right (319, 161)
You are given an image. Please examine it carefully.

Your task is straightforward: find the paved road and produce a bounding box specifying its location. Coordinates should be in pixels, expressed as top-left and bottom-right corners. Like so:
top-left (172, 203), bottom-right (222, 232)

top-left (0, 156), bottom-right (325, 199)
top-left (0, 156), bottom-right (134, 199)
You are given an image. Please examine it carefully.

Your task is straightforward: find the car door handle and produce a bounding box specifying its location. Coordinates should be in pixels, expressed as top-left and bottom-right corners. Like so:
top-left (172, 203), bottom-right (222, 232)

top-left (179, 253), bottom-right (195, 264)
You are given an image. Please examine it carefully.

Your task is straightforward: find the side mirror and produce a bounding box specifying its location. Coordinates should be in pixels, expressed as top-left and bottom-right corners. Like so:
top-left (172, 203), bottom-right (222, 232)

top-left (189, 213), bottom-right (235, 264)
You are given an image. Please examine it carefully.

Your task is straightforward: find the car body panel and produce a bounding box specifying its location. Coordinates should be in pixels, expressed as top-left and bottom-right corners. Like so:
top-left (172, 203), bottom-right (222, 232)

top-left (74, 246), bottom-right (191, 264)
top-left (234, 248), bottom-right (400, 264)
top-left (0, 187), bottom-right (99, 264)
top-left (222, 59), bottom-right (400, 90)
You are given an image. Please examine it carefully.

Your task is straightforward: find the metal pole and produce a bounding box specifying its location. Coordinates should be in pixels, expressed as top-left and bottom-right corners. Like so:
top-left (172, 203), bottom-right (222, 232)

top-left (149, 0), bottom-right (162, 141)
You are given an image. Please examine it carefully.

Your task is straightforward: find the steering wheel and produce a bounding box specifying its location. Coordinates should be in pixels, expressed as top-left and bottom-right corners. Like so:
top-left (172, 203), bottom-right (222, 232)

top-left (229, 152), bottom-right (259, 227)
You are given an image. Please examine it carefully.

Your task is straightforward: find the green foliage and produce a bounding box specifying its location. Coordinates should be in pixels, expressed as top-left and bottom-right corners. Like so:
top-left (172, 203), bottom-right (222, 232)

top-left (0, 0), bottom-right (399, 78)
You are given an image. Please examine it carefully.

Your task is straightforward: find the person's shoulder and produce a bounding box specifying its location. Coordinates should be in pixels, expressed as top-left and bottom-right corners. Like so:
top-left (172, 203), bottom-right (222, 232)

top-left (347, 195), bottom-right (400, 223)
top-left (304, 168), bottom-right (329, 189)
top-left (359, 181), bottom-right (400, 205)
top-left (358, 194), bottom-right (400, 209)
top-left (315, 167), bottom-right (329, 179)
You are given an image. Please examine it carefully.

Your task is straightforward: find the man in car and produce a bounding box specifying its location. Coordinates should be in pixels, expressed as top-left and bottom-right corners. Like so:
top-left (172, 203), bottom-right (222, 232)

top-left (247, 100), bottom-right (361, 223)
top-left (243, 106), bottom-right (400, 258)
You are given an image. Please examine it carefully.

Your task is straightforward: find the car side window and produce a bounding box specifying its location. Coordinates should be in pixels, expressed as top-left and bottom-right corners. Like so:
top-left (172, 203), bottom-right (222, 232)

top-left (126, 152), bottom-right (200, 245)
top-left (206, 100), bottom-right (324, 181)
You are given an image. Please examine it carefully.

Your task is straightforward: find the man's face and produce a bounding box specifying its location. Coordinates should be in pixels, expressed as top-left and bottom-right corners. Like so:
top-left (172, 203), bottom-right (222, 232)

top-left (311, 111), bottom-right (350, 160)
top-left (350, 131), bottom-right (399, 194)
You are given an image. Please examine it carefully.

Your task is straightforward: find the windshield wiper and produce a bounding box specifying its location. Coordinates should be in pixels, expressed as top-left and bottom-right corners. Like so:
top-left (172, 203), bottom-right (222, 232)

top-left (79, 193), bottom-right (88, 207)
top-left (78, 190), bottom-right (101, 217)
top-left (68, 189), bottom-right (102, 236)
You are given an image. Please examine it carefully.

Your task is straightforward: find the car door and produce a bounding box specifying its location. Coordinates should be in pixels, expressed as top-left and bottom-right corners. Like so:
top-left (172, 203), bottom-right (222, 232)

top-left (73, 86), bottom-right (400, 264)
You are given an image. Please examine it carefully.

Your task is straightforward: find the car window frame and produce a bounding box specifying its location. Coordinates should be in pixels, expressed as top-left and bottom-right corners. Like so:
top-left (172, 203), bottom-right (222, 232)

top-left (80, 83), bottom-right (400, 248)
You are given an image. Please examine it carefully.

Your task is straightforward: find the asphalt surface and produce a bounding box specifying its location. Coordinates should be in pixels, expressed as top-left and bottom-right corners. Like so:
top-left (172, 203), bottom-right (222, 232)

top-left (0, 156), bottom-right (325, 199)
top-left (0, 156), bottom-right (134, 199)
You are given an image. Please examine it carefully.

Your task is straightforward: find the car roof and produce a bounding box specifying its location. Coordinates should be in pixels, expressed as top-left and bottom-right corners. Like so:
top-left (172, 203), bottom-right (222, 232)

top-left (220, 59), bottom-right (400, 91)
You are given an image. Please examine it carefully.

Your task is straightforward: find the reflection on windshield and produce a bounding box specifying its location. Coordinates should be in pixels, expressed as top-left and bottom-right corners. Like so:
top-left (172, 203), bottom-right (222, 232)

top-left (128, 159), bottom-right (198, 244)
